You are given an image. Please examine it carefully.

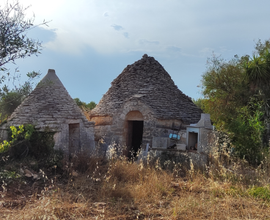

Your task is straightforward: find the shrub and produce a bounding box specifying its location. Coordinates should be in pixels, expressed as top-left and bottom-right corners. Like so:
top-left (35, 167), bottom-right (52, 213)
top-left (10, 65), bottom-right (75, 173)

top-left (4, 125), bottom-right (55, 160)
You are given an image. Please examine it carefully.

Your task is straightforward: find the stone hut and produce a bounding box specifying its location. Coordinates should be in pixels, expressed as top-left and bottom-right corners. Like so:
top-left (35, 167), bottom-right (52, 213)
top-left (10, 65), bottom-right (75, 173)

top-left (0, 69), bottom-right (95, 155)
top-left (90, 54), bottom-right (203, 158)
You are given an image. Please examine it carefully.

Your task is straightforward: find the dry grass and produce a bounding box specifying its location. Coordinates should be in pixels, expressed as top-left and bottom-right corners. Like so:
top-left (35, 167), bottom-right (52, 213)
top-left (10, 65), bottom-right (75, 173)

top-left (1, 153), bottom-right (270, 219)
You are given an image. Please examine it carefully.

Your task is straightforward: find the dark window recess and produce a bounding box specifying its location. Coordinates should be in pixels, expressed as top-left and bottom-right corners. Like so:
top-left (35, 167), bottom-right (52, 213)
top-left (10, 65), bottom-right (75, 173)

top-left (69, 123), bottom-right (80, 156)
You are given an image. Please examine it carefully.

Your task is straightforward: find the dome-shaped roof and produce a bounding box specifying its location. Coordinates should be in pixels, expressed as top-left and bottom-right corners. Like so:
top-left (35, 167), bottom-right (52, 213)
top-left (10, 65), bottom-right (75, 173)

top-left (91, 54), bottom-right (202, 124)
top-left (7, 69), bottom-right (91, 129)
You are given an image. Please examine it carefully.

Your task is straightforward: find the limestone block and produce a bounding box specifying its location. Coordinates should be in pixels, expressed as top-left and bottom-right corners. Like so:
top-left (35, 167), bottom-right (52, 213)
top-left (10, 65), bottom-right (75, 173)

top-left (152, 137), bottom-right (170, 149)
top-left (120, 114), bottom-right (126, 120)
top-left (0, 129), bottom-right (8, 141)
top-left (180, 131), bottom-right (186, 138)
top-left (176, 144), bottom-right (186, 151)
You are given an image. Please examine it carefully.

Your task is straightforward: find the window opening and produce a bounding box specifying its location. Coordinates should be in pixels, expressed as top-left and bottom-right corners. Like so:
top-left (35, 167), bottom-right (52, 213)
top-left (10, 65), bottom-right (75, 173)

top-left (188, 132), bottom-right (198, 151)
top-left (69, 123), bottom-right (80, 156)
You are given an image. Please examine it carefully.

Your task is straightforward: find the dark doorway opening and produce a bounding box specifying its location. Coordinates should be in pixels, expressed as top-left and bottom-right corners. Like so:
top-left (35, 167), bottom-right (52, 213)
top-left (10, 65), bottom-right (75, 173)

top-left (188, 132), bottom-right (198, 151)
top-left (127, 121), bottom-right (144, 159)
top-left (69, 123), bottom-right (80, 156)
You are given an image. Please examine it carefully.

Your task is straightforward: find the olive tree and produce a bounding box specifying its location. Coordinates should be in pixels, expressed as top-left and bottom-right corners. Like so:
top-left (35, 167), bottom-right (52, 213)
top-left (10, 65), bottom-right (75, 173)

top-left (0, 1), bottom-right (47, 71)
top-left (0, 1), bottom-right (48, 119)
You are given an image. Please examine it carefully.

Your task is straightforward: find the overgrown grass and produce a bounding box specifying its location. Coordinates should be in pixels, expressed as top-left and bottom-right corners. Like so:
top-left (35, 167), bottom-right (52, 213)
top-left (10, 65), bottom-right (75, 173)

top-left (2, 150), bottom-right (270, 219)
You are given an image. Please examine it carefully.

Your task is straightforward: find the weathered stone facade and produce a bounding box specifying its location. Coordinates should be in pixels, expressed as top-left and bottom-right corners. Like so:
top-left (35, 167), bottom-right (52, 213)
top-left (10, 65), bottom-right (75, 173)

top-left (90, 54), bottom-right (203, 158)
top-left (0, 69), bottom-right (95, 155)
top-left (152, 113), bottom-right (214, 168)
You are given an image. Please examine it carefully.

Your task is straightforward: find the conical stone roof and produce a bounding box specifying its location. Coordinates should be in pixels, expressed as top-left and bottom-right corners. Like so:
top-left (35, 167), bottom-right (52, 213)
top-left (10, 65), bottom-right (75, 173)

top-left (7, 69), bottom-right (91, 130)
top-left (91, 54), bottom-right (202, 124)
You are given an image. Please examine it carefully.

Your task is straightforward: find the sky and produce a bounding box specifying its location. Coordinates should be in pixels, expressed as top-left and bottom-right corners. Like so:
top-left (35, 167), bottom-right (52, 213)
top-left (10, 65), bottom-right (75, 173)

top-left (2, 0), bottom-right (270, 104)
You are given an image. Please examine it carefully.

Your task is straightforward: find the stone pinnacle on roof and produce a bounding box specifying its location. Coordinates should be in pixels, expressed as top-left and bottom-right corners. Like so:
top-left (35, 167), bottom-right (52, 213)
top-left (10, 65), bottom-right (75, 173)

top-left (91, 54), bottom-right (202, 124)
top-left (38, 69), bottom-right (64, 87)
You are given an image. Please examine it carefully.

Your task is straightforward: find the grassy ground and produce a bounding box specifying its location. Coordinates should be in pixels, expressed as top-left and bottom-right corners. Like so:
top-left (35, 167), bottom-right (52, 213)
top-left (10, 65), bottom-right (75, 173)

top-left (1, 153), bottom-right (270, 219)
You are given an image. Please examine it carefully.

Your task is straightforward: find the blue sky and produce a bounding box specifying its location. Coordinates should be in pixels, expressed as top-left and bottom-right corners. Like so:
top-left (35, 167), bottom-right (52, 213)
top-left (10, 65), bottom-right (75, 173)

top-left (3, 0), bottom-right (270, 104)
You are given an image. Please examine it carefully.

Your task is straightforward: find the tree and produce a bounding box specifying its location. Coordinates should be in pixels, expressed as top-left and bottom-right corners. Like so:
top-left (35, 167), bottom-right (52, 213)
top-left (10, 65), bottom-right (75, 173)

top-left (244, 40), bottom-right (270, 144)
top-left (0, 1), bottom-right (47, 72)
top-left (0, 78), bottom-right (34, 122)
top-left (0, 1), bottom-right (47, 91)
top-left (228, 98), bottom-right (265, 164)
top-left (0, 1), bottom-right (47, 118)
top-left (74, 98), bottom-right (97, 121)
top-left (248, 42), bottom-right (270, 88)
top-left (201, 44), bottom-right (270, 165)
top-left (86, 101), bottom-right (97, 110)
top-left (201, 55), bottom-right (250, 130)
top-left (192, 98), bottom-right (205, 110)
top-left (74, 98), bottom-right (96, 110)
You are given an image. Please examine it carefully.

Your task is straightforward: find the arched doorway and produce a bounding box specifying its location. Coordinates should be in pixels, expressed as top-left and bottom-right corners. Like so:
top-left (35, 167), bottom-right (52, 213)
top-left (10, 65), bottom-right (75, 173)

top-left (124, 111), bottom-right (144, 159)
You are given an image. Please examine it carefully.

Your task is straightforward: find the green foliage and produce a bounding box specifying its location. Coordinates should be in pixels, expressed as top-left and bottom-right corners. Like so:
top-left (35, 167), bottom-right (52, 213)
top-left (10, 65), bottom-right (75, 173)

top-left (0, 77), bottom-right (39, 122)
top-left (27, 127), bottom-right (55, 159)
top-left (244, 51), bottom-right (270, 93)
top-left (0, 91), bottom-right (24, 119)
top-left (0, 170), bottom-right (21, 185)
top-left (245, 55), bottom-right (269, 89)
top-left (0, 1), bottom-right (47, 72)
top-left (74, 98), bottom-right (96, 110)
top-left (201, 55), bottom-right (250, 130)
top-left (248, 186), bottom-right (270, 201)
top-left (0, 124), bottom-right (31, 153)
top-left (243, 41), bottom-right (270, 126)
top-left (0, 169), bottom-right (20, 180)
top-left (10, 124), bottom-right (34, 141)
top-left (44, 149), bottom-right (64, 170)
top-left (228, 98), bottom-right (266, 164)
top-left (0, 1), bottom-right (45, 121)
top-left (0, 140), bottom-right (11, 153)
top-left (2, 125), bottom-right (64, 174)
top-left (192, 98), bottom-right (205, 110)
top-left (201, 40), bottom-right (270, 165)
top-left (87, 101), bottom-right (97, 110)
top-left (0, 124), bottom-right (56, 162)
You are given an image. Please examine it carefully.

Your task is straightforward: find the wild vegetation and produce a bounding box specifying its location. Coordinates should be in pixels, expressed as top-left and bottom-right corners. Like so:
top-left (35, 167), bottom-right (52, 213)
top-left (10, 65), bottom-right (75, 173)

top-left (1, 1), bottom-right (270, 219)
top-left (0, 0), bottom-right (49, 122)
top-left (1, 139), bottom-right (270, 219)
top-left (196, 39), bottom-right (270, 165)
top-left (74, 98), bottom-right (96, 120)
top-left (74, 98), bottom-right (96, 111)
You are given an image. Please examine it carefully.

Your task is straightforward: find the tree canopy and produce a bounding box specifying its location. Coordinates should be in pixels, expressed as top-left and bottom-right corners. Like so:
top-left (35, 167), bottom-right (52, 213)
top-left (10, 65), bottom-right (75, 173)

top-left (0, 1), bottom-right (47, 120)
top-left (200, 40), bottom-right (270, 164)
top-left (0, 1), bottom-right (47, 71)
top-left (74, 98), bottom-right (97, 111)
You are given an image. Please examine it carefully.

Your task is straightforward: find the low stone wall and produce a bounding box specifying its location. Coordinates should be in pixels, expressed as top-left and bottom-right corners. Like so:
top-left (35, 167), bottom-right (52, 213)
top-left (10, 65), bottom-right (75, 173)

top-left (149, 148), bottom-right (208, 169)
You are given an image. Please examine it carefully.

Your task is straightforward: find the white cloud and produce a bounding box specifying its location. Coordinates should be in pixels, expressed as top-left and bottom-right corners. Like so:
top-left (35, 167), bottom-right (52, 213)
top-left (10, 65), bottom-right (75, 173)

top-left (5, 0), bottom-right (270, 103)
top-left (16, 0), bottom-right (270, 58)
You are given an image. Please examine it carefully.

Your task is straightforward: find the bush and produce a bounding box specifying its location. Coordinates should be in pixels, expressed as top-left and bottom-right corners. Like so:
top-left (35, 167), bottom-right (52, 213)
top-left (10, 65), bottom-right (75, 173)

top-left (28, 128), bottom-right (55, 159)
top-left (4, 125), bottom-right (55, 160)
